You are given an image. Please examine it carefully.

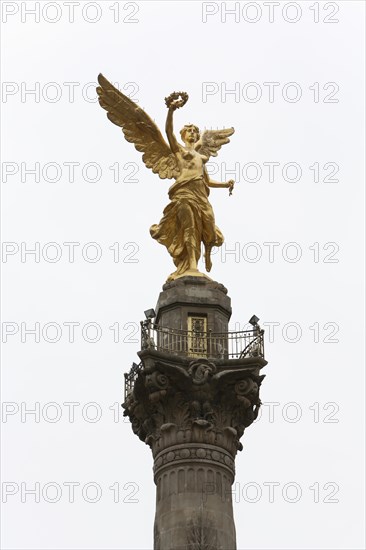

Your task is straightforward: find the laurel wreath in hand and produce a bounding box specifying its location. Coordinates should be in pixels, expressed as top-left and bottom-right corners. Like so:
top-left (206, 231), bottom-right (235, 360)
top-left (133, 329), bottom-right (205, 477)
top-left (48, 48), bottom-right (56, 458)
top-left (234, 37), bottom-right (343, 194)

top-left (165, 91), bottom-right (189, 110)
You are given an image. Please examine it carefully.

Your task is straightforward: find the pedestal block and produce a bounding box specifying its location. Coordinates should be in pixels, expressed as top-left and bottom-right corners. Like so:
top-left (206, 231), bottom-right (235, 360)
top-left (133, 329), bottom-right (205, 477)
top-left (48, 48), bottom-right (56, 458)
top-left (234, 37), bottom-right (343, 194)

top-left (155, 276), bottom-right (232, 334)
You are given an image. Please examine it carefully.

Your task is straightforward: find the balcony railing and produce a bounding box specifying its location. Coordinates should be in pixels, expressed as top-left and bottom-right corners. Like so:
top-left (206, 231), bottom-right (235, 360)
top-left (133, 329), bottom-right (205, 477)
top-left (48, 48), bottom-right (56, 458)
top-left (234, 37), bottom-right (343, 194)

top-left (140, 321), bottom-right (264, 361)
top-left (124, 361), bottom-right (141, 398)
top-left (124, 322), bottom-right (265, 400)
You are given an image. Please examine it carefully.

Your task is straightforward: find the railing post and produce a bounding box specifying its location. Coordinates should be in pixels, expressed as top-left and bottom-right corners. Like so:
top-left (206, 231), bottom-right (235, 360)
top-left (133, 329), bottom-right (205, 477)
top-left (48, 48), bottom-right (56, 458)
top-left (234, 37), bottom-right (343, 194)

top-left (141, 319), bottom-right (152, 350)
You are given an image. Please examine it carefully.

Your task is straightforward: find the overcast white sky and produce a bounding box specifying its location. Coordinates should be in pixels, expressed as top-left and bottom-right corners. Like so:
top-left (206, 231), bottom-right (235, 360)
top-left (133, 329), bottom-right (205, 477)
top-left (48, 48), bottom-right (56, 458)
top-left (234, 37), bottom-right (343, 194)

top-left (1, 1), bottom-right (365, 549)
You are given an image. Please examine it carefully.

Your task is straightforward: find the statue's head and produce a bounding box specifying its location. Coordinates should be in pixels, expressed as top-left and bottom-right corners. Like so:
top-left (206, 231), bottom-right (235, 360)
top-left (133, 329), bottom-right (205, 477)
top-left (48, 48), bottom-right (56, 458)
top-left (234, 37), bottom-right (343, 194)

top-left (180, 124), bottom-right (200, 144)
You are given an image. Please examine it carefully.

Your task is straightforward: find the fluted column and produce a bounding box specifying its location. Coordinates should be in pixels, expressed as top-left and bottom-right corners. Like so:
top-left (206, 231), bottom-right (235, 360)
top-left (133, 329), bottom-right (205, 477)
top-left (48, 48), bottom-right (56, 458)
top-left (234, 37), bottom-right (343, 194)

top-left (153, 441), bottom-right (236, 549)
top-left (123, 351), bottom-right (265, 550)
top-left (123, 277), bottom-right (266, 549)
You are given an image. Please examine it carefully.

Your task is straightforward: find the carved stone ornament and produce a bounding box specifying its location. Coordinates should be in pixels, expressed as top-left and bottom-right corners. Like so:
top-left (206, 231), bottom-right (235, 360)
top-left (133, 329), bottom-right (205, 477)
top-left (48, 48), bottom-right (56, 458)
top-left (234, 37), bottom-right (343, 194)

top-left (123, 352), bottom-right (265, 460)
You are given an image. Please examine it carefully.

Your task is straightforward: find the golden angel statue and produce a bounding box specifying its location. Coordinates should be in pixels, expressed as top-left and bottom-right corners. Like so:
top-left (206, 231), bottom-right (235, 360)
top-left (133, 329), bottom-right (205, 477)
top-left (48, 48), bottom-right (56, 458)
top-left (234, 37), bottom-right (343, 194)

top-left (97, 74), bottom-right (235, 282)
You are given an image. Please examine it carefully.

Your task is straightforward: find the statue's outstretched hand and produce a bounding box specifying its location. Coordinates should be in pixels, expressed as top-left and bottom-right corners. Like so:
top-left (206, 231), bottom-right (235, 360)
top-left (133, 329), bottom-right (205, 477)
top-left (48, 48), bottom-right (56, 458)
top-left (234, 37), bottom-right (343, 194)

top-left (228, 180), bottom-right (235, 196)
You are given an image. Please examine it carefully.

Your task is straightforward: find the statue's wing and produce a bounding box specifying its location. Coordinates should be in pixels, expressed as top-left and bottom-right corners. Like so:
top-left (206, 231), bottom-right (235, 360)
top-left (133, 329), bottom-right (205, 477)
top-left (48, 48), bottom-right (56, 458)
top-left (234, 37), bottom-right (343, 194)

top-left (195, 127), bottom-right (235, 159)
top-left (97, 74), bottom-right (179, 179)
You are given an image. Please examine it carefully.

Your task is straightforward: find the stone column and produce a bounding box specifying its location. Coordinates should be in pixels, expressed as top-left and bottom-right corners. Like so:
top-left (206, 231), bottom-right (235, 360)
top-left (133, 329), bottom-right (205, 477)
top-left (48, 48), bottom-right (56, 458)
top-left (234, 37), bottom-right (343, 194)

top-left (123, 278), bottom-right (266, 550)
top-left (153, 441), bottom-right (236, 550)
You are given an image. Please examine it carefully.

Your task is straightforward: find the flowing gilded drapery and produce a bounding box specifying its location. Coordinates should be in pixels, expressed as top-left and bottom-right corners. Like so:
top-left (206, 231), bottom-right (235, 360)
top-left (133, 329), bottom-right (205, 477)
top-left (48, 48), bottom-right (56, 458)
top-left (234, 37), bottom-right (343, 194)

top-left (150, 174), bottom-right (224, 280)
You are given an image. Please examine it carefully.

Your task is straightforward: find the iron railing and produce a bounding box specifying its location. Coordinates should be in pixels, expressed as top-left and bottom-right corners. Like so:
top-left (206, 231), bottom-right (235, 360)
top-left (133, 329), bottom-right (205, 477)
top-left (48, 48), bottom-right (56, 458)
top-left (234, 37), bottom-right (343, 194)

top-left (140, 321), bottom-right (264, 361)
top-left (124, 323), bottom-right (265, 400)
top-left (124, 361), bottom-right (142, 398)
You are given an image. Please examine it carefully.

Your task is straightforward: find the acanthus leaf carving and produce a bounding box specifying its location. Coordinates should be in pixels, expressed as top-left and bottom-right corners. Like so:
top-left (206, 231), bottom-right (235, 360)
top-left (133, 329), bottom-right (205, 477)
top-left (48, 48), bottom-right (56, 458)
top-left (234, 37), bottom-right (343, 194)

top-left (122, 355), bottom-right (265, 456)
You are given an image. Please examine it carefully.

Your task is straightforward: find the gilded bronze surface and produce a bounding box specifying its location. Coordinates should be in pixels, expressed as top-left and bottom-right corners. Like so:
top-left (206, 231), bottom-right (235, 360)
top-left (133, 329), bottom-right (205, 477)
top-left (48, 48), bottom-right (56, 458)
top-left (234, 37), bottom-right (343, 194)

top-left (97, 74), bottom-right (235, 281)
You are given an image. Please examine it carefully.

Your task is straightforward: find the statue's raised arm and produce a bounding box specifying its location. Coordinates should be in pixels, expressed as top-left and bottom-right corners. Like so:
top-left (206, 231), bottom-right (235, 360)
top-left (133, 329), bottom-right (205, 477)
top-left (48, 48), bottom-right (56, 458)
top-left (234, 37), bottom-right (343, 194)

top-left (164, 92), bottom-right (189, 154)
